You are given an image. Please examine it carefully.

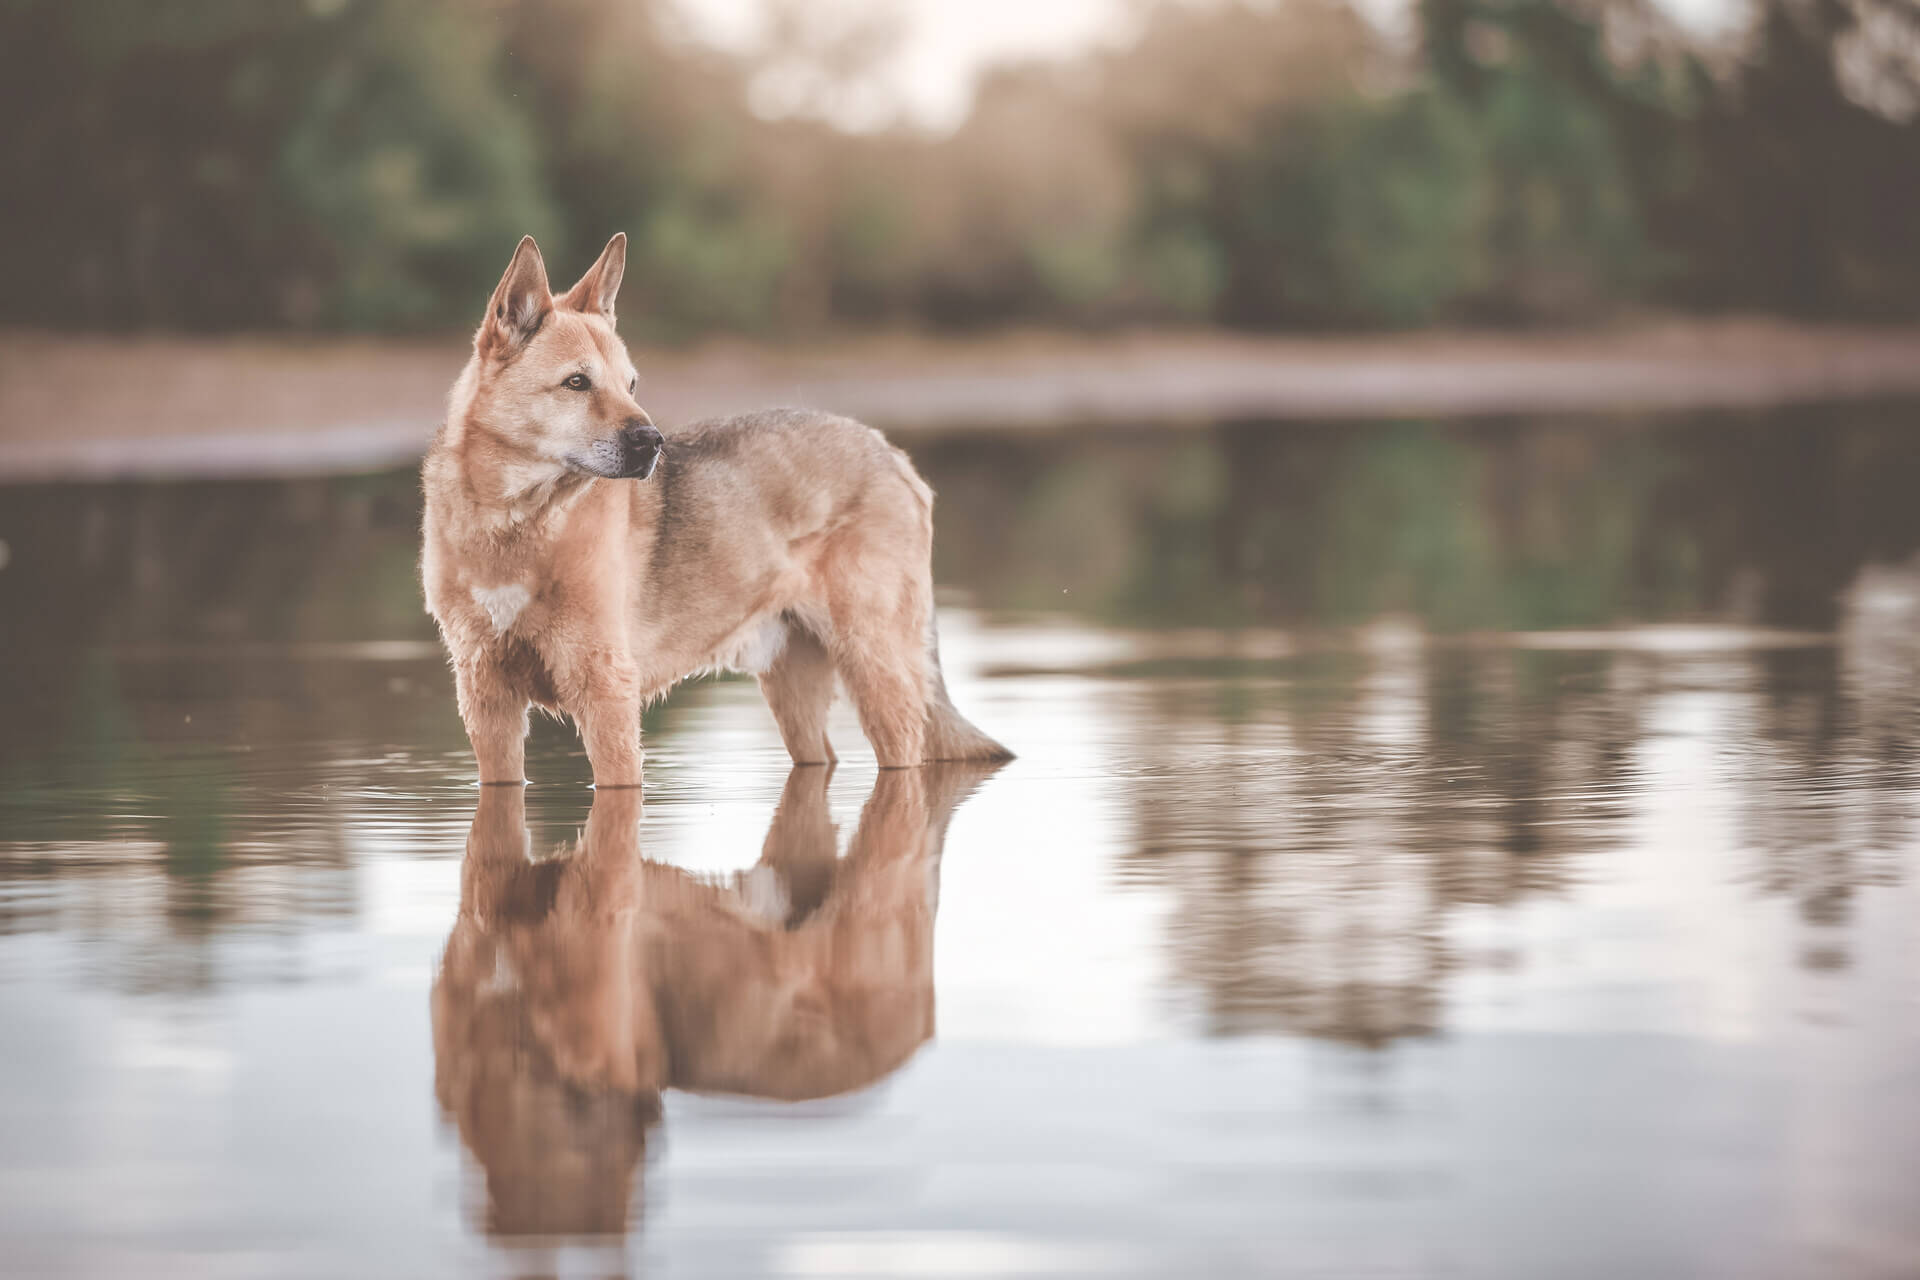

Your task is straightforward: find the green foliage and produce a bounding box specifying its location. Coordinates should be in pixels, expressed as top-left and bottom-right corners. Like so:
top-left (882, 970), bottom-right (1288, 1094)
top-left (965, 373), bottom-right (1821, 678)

top-left (1307, 92), bottom-right (1493, 326)
top-left (276, 3), bottom-right (562, 328)
top-left (827, 182), bottom-right (918, 318)
top-left (1423, 0), bottom-right (1661, 320)
top-left (1200, 90), bottom-right (1492, 328)
top-left (634, 198), bottom-right (792, 333)
top-left (1026, 231), bottom-right (1129, 316)
top-left (1134, 224), bottom-right (1229, 320)
top-left (1473, 59), bottom-right (1648, 319)
top-left (0, 0), bottom-right (1915, 331)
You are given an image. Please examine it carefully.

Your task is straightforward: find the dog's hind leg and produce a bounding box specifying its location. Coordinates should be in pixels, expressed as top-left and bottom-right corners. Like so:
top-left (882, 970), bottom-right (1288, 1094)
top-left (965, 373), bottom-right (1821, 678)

top-left (759, 620), bottom-right (838, 766)
top-left (827, 592), bottom-right (932, 770)
top-left (837, 640), bottom-right (928, 769)
top-left (818, 466), bottom-right (935, 768)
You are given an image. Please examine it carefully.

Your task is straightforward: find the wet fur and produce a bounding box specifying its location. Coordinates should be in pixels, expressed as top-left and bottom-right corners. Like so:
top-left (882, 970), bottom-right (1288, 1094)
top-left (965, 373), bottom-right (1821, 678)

top-left (420, 235), bottom-right (1010, 783)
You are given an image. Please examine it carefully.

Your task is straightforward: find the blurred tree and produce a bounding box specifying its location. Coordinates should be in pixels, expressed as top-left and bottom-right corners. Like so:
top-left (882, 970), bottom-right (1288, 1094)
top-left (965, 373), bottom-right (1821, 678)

top-left (1, 0), bottom-right (1918, 331)
top-left (1, 0), bottom-right (314, 327)
top-left (0, 0), bottom-right (558, 328)
top-left (1201, 89), bottom-right (1492, 327)
top-left (493, 0), bottom-right (799, 333)
top-left (1106, 0), bottom-right (1389, 325)
top-left (1682, 0), bottom-right (1920, 316)
top-left (276, 3), bottom-right (560, 327)
top-left (1418, 0), bottom-right (1701, 319)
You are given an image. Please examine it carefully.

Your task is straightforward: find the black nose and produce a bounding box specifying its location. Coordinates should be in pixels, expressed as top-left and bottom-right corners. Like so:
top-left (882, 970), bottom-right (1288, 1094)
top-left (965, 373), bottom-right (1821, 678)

top-left (618, 417), bottom-right (663, 479)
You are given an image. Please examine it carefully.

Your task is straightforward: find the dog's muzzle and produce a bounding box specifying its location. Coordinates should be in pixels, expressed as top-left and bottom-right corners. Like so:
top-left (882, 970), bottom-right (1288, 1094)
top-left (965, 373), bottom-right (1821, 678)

top-left (616, 418), bottom-right (664, 480)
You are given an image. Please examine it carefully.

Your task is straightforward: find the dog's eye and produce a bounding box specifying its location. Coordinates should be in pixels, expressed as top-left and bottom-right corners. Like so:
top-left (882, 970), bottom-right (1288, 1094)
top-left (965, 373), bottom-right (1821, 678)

top-left (628, 375), bottom-right (637, 394)
top-left (564, 373), bottom-right (591, 391)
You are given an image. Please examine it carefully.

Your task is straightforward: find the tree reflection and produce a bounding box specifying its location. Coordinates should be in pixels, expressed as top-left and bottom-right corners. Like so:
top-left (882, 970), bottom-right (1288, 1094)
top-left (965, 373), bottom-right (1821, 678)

top-left (1109, 611), bottom-right (1918, 1044)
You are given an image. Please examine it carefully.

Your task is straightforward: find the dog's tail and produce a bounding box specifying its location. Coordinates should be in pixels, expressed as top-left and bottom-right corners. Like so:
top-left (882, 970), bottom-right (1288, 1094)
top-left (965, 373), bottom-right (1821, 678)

top-left (923, 611), bottom-right (1014, 763)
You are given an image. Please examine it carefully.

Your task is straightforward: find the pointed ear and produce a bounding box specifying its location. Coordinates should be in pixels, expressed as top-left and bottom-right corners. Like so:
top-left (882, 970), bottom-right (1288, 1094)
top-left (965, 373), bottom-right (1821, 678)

top-left (560, 232), bottom-right (626, 320)
top-left (477, 235), bottom-right (552, 357)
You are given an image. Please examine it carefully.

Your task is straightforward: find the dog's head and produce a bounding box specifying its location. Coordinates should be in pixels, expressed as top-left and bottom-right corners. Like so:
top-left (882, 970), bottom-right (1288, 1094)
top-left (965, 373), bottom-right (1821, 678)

top-left (463, 234), bottom-right (663, 481)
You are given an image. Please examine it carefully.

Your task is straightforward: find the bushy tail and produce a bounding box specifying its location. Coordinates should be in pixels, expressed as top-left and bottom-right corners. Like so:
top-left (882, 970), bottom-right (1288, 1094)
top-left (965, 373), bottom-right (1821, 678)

top-left (924, 613), bottom-right (1014, 763)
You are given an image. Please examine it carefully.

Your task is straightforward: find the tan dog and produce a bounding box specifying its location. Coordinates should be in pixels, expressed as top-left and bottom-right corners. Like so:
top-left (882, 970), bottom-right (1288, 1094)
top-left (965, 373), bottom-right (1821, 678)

top-left (421, 234), bottom-right (1009, 784)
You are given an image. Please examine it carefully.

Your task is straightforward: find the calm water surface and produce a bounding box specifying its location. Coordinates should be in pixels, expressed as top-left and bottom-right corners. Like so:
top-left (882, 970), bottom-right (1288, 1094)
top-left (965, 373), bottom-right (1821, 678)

top-left (2, 410), bottom-right (1919, 1278)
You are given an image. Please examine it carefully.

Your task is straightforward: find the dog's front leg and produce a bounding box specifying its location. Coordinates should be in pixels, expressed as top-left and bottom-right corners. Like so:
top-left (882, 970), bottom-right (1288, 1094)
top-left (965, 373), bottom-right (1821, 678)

top-left (456, 661), bottom-right (529, 785)
top-left (578, 697), bottom-right (644, 787)
top-left (573, 664), bottom-right (646, 789)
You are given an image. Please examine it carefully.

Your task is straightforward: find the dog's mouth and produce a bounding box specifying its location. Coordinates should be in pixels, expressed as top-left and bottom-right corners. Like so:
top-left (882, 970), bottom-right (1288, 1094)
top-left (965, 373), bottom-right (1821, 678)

top-left (566, 436), bottom-right (663, 480)
top-left (620, 448), bottom-right (661, 480)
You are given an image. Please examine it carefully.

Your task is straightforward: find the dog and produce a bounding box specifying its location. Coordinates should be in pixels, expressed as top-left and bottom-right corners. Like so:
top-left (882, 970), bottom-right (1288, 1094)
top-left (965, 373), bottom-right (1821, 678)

top-left (421, 233), bottom-right (1010, 785)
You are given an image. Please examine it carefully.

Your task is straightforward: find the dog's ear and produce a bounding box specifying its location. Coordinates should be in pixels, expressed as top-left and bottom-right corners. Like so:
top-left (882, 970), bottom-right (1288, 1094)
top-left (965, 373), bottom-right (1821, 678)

top-left (478, 235), bottom-right (552, 358)
top-left (560, 232), bottom-right (626, 321)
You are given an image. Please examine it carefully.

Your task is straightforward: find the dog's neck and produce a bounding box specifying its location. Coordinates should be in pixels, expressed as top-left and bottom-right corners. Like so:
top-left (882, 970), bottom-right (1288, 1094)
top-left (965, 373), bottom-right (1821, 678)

top-left (436, 417), bottom-right (596, 542)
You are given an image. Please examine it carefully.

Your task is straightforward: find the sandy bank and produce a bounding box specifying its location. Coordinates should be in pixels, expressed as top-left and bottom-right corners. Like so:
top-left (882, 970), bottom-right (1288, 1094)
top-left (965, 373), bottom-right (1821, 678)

top-left (3, 322), bottom-right (1918, 480)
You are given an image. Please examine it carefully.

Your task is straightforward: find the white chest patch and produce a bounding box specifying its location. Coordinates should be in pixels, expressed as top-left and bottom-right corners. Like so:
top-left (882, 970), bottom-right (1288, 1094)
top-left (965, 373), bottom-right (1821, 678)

top-left (470, 584), bottom-right (532, 636)
top-left (717, 614), bottom-right (789, 676)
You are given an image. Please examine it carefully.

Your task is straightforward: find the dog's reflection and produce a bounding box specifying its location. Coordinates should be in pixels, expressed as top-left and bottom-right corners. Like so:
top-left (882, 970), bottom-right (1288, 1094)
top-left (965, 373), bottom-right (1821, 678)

top-left (432, 764), bottom-right (990, 1243)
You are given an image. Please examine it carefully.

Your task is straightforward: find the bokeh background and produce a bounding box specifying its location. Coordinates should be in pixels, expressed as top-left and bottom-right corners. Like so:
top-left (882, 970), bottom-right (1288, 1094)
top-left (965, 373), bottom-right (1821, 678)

top-left (5, 0), bottom-right (1919, 336)
top-left (6, 4), bottom-right (1920, 1277)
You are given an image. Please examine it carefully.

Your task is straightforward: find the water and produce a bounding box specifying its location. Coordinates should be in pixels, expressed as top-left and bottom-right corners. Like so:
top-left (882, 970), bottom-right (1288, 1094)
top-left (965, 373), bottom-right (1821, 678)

top-left (2, 409), bottom-right (1919, 1278)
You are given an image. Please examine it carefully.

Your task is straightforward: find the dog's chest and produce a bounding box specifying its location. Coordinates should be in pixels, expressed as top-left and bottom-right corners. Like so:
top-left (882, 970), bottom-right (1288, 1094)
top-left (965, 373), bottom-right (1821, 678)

top-left (450, 577), bottom-right (563, 706)
top-left (469, 583), bottom-right (533, 636)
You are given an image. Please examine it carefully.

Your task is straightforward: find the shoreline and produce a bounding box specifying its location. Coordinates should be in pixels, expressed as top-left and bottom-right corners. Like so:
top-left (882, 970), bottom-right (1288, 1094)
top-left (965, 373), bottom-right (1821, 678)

top-left (4, 321), bottom-right (1920, 481)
